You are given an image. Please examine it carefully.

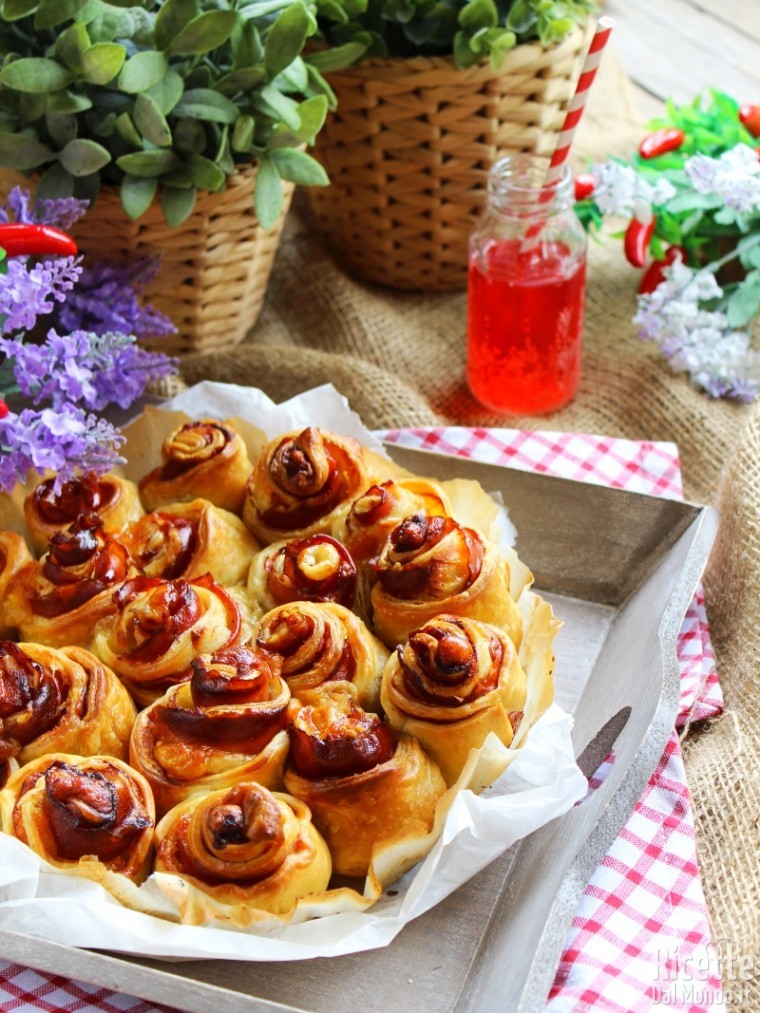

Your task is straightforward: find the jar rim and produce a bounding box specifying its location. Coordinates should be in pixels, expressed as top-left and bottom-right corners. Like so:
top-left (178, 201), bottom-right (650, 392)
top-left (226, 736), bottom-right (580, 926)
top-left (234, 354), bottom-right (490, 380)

top-left (487, 154), bottom-right (574, 208)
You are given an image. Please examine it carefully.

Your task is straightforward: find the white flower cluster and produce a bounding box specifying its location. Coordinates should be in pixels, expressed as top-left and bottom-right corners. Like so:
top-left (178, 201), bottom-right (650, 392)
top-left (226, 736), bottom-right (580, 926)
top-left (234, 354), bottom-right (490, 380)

top-left (684, 144), bottom-right (760, 213)
top-left (591, 161), bottom-right (677, 220)
top-left (634, 257), bottom-right (759, 401)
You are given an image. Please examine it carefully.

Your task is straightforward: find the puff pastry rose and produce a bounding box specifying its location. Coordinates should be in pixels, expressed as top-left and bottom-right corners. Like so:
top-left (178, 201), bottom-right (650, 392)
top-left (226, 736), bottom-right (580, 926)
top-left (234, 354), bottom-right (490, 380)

top-left (0, 532), bottom-right (33, 638)
top-left (89, 573), bottom-right (246, 707)
top-left (283, 691), bottom-right (446, 877)
top-left (0, 642), bottom-right (136, 765)
top-left (243, 427), bottom-right (372, 544)
top-left (254, 601), bottom-right (388, 713)
top-left (247, 534), bottom-right (357, 613)
top-left (380, 614), bottom-right (527, 786)
top-left (122, 499), bottom-right (259, 587)
top-left (139, 419), bottom-right (252, 514)
top-left (153, 781), bottom-right (331, 925)
top-left (332, 478), bottom-right (452, 563)
top-left (23, 472), bottom-right (143, 556)
top-left (0, 753), bottom-right (155, 884)
top-left (3, 514), bottom-right (133, 648)
top-left (130, 644), bottom-right (290, 815)
top-left (370, 514), bottom-right (522, 650)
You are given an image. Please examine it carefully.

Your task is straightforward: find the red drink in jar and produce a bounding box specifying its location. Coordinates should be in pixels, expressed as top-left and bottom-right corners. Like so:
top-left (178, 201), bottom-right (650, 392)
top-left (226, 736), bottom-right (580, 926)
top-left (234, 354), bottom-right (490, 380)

top-left (467, 155), bottom-right (587, 415)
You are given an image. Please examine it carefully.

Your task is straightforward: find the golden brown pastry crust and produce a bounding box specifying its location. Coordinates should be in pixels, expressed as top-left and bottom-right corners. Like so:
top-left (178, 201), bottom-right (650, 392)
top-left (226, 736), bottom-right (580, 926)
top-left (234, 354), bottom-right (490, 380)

top-left (3, 515), bottom-right (134, 649)
top-left (122, 499), bottom-right (259, 587)
top-left (89, 573), bottom-right (247, 707)
top-left (283, 693), bottom-right (446, 877)
top-left (139, 419), bottom-right (252, 514)
top-left (0, 753), bottom-right (155, 884)
top-left (129, 644), bottom-right (290, 816)
top-left (242, 427), bottom-right (372, 545)
top-left (254, 601), bottom-right (389, 714)
top-left (247, 534), bottom-right (357, 614)
top-left (380, 614), bottom-right (527, 786)
top-left (370, 514), bottom-right (522, 650)
top-left (153, 782), bottom-right (331, 924)
top-left (0, 642), bottom-right (136, 765)
top-left (23, 472), bottom-right (144, 557)
top-left (0, 531), bottom-right (33, 638)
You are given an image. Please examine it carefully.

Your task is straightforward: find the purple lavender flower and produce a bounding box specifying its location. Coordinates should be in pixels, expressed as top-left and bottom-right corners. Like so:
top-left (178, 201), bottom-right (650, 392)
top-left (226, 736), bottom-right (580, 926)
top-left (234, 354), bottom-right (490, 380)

top-left (0, 405), bottom-right (125, 493)
top-left (84, 331), bottom-right (177, 410)
top-left (0, 257), bottom-right (81, 333)
top-left (0, 187), bottom-right (89, 231)
top-left (57, 257), bottom-right (175, 339)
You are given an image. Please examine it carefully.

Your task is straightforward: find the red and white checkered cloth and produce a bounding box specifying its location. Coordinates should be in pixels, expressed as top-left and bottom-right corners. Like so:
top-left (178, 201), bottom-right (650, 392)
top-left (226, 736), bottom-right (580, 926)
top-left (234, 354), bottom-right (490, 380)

top-left (0, 429), bottom-right (725, 1013)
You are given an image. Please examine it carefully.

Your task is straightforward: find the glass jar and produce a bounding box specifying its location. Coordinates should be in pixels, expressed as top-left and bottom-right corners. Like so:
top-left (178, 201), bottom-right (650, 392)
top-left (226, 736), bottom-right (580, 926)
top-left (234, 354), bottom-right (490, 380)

top-left (466, 154), bottom-right (587, 415)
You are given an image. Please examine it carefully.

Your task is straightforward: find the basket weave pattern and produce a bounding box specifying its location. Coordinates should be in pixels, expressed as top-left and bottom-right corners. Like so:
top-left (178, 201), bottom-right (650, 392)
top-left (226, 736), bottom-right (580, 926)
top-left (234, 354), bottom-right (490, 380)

top-left (306, 26), bottom-right (589, 291)
top-left (71, 164), bottom-right (295, 354)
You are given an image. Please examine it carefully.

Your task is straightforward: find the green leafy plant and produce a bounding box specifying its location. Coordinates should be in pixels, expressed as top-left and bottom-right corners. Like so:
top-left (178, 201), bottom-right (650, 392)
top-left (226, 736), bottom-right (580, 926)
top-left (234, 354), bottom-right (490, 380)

top-left (309, 0), bottom-right (596, 71)
top-left (0, 0), bottom-right (337, 227)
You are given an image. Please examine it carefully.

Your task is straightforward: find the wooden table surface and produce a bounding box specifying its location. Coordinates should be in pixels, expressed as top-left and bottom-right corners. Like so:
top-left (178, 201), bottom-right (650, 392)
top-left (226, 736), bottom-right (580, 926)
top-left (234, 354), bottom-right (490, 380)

top-left (605, 0), bottom-right (760, 121)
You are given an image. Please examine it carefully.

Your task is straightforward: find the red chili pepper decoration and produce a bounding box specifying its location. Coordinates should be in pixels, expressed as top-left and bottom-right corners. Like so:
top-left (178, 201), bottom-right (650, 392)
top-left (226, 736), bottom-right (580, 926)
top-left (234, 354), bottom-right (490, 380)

top-left (739, 103), bottom-right (760, 138)
top-left (0, 223), bottom-right (78, 258)
top-left (573, 173), bottom-right (597, 201)
top-left (638, 128), bottom-right (685, 160)
top-left (638, 246), bottom-right (685, 294)
top-left (624, 217), bottom-right (656, 268)
top-left (0, 400), bottom-right (8, 420)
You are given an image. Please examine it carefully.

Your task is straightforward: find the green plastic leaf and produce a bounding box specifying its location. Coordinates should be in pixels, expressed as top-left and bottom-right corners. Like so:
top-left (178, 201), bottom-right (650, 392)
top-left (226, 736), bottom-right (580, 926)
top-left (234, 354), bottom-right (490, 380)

top-left (145, 69), bottom-right (183, 115)
top-left (0, 58), bottom-right (73, 94)
top-left (304, 41), bottom-right (366, 72)
top-left (254, 154), bottom-right (283, 230)
top-left (168, 10), bottom-right (238, 56)
top-left (47, 90), bottom-right (93, 114)
top-left (231, 19), bottom-right (263, 70)
top-left (45, 111), bottom-right (78, 148)
top-left (35, 162), bottom-right (75, 200)
top-left (254, 86), bottom-right (300, 130)
top-left (120, 173), bottom-right (157, 219)
top-left (59, 137), bottom-right (111, 176)
top-left (458, 0), bottom-right (498, 31)
top-left (118, 50), bottom-right (169, 93)
top-left (173, 117), bottom-right (207, 155)
top-left (81, 43), bottom-right (126, 85)
top-left (161, 184), bottom-right (197, 226)
top-left (215, 67), bottom-right (266, 95)
top-left (271, 147), bottom-right (328, 186)
top-left (34, 0), bottom-right (89, 27)
top-left (134, 92), bottom-right (172, 147)
top-left (114, 111), bottom-right (143, 147)
top-left (264, 2), bottom-right (311, 78)
top-left (187, 153), bottom-right (225, 191)
top-left (174, 89), bottom-right (240, 124)
top-left (160, 166), bottom-right (194, 188)
top-left (87, 6), bottom-right (134, 44)
top-left (117, 149), bottom-right (182, 177)
top-left (726, 271), bottom-right (760, 328)
top-left (73, 171), bottom-right (100, 205)
top-left (231, 114), bottom-right (254, 152)
top-left (2, 0), bottom-right (39, 21)
top-left (273, 56), bottom-right (309, 93)
top-left (154, 0), bottom-right (200, 52)
top-left (0, 133), bottom-right (54, 170)
top-left (19, 92), bottom-right (46, 122)
top-left (55, 22), bottom-right (91, 74)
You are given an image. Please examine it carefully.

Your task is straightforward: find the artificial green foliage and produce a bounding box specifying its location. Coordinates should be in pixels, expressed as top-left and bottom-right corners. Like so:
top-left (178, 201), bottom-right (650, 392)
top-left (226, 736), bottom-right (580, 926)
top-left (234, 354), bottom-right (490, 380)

top-left (312, 0), bottom-right (595, 70)
top-left (0, 0), bottom-right (335, 227)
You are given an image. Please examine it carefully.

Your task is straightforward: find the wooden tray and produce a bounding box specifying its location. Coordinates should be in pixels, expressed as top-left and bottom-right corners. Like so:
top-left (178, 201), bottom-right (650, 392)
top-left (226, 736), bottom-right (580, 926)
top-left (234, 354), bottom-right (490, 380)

top-left (0, 445), bottom-right (718, 1013)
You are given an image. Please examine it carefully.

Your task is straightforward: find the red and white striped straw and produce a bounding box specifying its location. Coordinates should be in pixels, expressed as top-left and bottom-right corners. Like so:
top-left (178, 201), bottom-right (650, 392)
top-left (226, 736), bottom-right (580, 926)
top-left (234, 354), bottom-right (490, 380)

top-left (544, 15), bottom-right (615, 188)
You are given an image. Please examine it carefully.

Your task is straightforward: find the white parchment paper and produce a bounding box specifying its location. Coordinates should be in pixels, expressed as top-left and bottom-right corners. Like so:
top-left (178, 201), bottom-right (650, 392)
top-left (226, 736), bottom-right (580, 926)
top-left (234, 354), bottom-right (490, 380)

top-left (0, 381), bottom-right (587, 960)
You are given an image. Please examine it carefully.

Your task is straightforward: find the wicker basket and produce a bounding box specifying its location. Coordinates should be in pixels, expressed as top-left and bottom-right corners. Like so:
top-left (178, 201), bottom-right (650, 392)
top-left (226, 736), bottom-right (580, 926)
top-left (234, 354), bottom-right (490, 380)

top-left (305, 25), bottom-right (590, 291)
top-left (70, 164), bottom-right (295, 355)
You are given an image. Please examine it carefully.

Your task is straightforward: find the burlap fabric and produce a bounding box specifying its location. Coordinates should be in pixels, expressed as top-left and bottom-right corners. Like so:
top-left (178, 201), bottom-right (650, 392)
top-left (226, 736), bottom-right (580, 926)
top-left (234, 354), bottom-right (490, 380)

top-left (180, 55), bottom-right (759, 1001)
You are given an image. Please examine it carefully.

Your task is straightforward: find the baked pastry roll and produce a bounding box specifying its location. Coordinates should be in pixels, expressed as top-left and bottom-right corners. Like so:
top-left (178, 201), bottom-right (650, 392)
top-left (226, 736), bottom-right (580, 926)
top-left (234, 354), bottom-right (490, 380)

top-left (139, 419), bottom-right (252, 514)
top-left (0, 532), bottom-right (33, 638)
top-left (130, 644), bottom-right (290, 816)
top-left (3, 513), bottom-right (133, 648)
top-left (370, 514), bottom-right (522, 650)
top-left (89, 573), bottom-right (246, 707)
top-left (0, 753), bottom-right (155, 884)
top-left (332, 478), bottom-right (452, 563)
top-left (254, 601), bottom-right (388, 713)
top-left (0, 642), bottom-right (136, 765)
top-left (283, 692), bottom-right (446, 877)
top-left (247, 533), bottom-right (357, 613)
top-left (24, 472), bottom-right (143, 556)
top-left (0, 751), bottom-right (18, 789)
top-left (242, 427), bottom-right (371, 544)
top-left (380, 614), bottom-right (527, 786)
top-left (122, 499), bottom-right (259, 587)
top-left (153, 781), bottom-right (331, 925)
